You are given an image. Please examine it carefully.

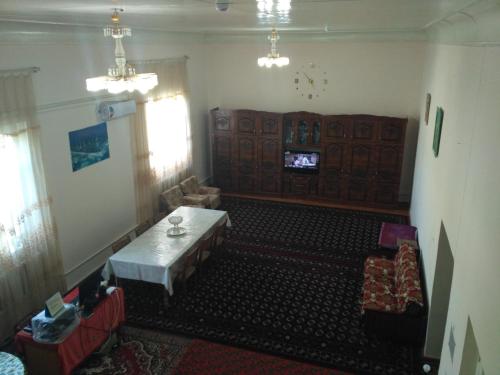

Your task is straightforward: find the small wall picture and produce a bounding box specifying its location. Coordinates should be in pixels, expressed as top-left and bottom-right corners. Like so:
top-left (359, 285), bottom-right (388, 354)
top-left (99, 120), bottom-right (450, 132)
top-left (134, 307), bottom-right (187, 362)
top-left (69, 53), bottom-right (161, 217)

top-left (425, 93), bottom-right (431, 125)
top-left (433, 107), bottom-right (444, 157)
top-left (69, 122), bottom-right (110, 172)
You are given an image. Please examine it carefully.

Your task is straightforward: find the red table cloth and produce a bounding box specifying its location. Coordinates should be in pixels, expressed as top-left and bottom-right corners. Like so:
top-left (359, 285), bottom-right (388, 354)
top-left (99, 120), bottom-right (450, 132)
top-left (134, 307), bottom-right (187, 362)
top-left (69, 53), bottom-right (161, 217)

top-left (15, 287), bottom-right (125, 375)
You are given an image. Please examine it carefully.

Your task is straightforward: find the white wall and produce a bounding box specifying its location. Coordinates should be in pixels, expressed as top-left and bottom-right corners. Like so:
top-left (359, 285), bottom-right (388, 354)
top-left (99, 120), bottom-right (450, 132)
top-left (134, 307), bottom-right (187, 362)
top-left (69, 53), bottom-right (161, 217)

top-left (0, 37), bottom-right (425, 289)
top-left (0, 38), bottom-right (208, 287)
top-left (410, 43), bottom-right (500, 375)
top-left (205, 41), bottom-right (426, 200)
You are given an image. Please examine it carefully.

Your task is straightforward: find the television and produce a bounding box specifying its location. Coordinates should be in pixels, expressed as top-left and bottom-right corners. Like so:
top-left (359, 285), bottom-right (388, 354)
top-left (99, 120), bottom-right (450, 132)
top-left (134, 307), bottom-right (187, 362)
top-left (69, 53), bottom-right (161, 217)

top-left (284, 150), bottom-right (320, 173)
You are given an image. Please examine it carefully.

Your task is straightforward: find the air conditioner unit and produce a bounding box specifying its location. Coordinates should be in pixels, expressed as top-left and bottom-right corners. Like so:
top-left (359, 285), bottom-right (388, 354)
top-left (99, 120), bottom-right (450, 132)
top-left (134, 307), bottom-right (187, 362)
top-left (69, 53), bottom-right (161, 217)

top-left (97, 100), bottom-right (136, 121)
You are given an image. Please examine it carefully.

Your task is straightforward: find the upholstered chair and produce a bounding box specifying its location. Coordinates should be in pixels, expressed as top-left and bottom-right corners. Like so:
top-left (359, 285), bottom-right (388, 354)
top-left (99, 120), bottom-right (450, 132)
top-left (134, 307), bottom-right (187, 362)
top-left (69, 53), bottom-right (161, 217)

top-left (135, 219), bottom-right (153, 237)
top-left (179, 176), bottom-right (221, 209)
top-left (111, 235), bottom-right (131, 254)
top-left (160, 185), bottom-right (208, 213)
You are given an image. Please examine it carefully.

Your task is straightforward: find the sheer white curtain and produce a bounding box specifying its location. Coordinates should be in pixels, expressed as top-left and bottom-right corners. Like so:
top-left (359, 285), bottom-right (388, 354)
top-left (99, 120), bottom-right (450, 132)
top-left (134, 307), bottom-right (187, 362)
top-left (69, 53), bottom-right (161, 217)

top-left (0, 70), bottom-right (65, 341)
top-left (130, 58), bottom-right (193, 222)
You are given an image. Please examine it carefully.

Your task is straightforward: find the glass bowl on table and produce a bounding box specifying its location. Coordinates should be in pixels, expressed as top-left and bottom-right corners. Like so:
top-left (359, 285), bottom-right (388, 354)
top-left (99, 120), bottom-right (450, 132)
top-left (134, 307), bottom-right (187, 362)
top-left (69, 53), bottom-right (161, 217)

top-left (167, 215), bottom-right (186, 236)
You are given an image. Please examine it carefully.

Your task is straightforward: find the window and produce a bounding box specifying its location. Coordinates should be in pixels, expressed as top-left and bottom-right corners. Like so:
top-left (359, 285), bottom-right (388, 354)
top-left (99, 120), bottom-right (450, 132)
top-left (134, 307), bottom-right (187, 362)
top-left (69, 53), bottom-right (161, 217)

top-left (0, 133), bottom-right (41, 257)
top-left (144, 95), bottom-right (191, 176)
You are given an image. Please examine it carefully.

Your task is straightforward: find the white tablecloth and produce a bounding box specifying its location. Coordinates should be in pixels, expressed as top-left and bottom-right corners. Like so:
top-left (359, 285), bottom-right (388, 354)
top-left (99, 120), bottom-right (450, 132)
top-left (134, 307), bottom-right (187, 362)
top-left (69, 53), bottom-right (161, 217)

top-left (102, 207), bottom-right (230, 295)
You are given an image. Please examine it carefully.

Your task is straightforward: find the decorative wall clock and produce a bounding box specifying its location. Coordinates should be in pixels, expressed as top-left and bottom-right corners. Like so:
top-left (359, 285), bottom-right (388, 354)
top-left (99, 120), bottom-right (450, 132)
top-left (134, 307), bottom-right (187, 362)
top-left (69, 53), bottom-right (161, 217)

top-left (294, 63), bottom-right (328, 99)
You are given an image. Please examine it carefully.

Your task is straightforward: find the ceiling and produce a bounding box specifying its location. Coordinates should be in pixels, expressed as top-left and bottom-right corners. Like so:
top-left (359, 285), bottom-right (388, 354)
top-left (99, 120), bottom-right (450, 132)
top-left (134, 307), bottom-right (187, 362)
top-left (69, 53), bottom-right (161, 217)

top-left (0, 0), bottom-right (487, 35)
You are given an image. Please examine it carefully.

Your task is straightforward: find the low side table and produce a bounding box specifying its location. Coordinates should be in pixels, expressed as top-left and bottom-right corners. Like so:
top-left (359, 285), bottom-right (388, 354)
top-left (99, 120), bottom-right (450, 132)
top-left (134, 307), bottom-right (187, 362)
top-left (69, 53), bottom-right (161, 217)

top-left (15, 287), bottom-right (125, 375)
top-left (0, 352), bottom-right (25, 375)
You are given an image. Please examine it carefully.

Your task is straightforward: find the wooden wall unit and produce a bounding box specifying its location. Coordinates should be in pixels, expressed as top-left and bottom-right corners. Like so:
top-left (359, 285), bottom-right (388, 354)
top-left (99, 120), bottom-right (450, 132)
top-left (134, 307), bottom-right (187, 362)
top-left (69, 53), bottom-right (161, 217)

top-left (210, 109), bottom-right (407, 207)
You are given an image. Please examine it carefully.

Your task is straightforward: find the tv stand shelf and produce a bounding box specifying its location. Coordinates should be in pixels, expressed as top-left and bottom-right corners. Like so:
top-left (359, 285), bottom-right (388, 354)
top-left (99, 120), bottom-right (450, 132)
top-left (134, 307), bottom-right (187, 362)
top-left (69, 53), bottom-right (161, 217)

top-left (210, 109), bottom-right (407, 208)
top-left (283, 172), bottom-right (319, 198)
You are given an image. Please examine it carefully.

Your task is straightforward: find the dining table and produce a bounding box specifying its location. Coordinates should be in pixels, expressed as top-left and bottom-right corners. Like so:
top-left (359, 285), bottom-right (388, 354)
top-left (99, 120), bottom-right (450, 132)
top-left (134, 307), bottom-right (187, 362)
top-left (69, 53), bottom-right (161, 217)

top-left (101, 206), bottom-right (230, 296)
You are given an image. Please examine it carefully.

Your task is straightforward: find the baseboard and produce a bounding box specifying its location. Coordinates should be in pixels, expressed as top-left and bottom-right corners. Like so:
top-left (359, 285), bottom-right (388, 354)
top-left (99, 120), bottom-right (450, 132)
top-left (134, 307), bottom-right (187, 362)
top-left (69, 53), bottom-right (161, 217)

top-left (64, 224), bottom-right (137, 290)
top-left (222, 193), bottom-right (410, 217)
top-left (64, 248), bottom-right (112, 290)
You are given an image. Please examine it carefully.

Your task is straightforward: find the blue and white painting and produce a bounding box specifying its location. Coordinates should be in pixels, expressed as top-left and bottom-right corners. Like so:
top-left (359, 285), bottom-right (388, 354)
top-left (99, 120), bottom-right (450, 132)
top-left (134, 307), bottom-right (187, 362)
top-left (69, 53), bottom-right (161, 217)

top-left (69, 122), bottom-right (110, 172)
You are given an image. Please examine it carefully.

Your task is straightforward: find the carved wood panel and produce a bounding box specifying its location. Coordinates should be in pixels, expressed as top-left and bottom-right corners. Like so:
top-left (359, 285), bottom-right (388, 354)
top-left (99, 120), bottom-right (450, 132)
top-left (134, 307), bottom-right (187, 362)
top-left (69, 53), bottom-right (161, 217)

top-left (373, 184), bottom-right (399, 204)
top-left (376, 146), bottom-right (401, 181)
top-left (322, 176), bottom-right (342, 200)
top-left (260, 138), bottom-right (280, 173)
top-left (238, 174), bottom-right (257, 193)
top-left (352, 119), bottom-right (375, 141)
top-left (324, 143), bottom-right (346, 174)
top-left (348, 144), bottom-right (373, 178)
top-left (238, 117), bottom-right (256, 135)
top-left (346, 178), bottom-right (370, 202)
top-left (261, 117), bottom-right (279, 136)
top-left (238, 137), bottom-right (257, 164)
top-left (215, 116), bottom-right (231, 132)
top-left (213, 135), bottom-right (231, 165)
top-left (260, 173), bottom-right (281, 194)
top-left (324, 117), bottom-right (350, 140)
top-left (380, 122), bottom-right (404, 143)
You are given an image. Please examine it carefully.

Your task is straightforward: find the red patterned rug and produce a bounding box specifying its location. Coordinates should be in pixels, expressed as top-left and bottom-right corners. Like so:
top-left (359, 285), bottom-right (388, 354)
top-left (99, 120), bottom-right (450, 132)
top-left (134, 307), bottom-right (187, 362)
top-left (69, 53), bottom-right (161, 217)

top-left (75, 326), bottom-right (350, 375)
top-left (173, 339), bottom-right (352, 375)
top-left (74, 326), bottom-right (190, 375)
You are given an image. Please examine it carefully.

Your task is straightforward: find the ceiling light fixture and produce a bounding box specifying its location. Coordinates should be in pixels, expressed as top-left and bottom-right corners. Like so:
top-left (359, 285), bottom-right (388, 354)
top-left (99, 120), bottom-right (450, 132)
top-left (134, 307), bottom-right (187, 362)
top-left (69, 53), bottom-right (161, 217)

top-left (86, 9), bottom-right (158, 95)
top-left (257, 28), bottom-right (289, 68)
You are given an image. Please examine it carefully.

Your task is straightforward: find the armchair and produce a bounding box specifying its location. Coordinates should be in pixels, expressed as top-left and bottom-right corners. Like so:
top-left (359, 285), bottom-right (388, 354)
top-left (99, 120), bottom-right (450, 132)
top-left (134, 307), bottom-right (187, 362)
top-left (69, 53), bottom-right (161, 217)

top-left (179, 176), bottom-right (221, 209)
top-left (160, 185), bottom-right (208, 213)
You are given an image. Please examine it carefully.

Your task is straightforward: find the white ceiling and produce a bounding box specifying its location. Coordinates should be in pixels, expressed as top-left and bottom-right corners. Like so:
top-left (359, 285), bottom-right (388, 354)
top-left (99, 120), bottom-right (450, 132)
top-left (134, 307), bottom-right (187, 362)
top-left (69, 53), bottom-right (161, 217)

top-left (0, 0), bottom-right (486, 35)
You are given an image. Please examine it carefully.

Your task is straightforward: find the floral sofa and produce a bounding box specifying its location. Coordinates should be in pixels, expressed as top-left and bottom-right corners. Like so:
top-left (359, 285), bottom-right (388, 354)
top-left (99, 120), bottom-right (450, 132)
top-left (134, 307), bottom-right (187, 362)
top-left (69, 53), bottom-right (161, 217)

top-left (361, 243), bottom-right (426, 343)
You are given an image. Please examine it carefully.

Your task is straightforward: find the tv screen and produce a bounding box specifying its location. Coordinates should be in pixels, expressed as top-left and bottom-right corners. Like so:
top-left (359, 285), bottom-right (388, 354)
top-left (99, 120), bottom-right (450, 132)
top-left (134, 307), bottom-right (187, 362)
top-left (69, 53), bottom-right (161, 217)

top-left (284, 150), bottom-right (320, 172)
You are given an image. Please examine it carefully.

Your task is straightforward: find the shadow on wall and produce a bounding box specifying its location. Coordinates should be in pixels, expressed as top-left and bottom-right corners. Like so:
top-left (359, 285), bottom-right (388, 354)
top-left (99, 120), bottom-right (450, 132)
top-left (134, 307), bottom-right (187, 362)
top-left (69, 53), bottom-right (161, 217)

top-left (425, 221), bottom-right (454, 359)
top-left (400, 117), bottom-right (420, 202)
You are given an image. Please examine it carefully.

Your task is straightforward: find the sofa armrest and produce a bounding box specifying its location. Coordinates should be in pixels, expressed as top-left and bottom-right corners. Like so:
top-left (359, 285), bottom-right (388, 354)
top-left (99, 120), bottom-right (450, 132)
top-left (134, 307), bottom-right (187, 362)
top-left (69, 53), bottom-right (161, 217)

top-left (199, 186), bottom-right (221, 195)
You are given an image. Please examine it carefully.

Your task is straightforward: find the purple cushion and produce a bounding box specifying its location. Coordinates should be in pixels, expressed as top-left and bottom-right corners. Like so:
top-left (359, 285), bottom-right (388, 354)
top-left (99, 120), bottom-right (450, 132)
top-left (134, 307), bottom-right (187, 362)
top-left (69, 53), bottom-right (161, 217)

top-left (378, 222), bottom-right (417, 250)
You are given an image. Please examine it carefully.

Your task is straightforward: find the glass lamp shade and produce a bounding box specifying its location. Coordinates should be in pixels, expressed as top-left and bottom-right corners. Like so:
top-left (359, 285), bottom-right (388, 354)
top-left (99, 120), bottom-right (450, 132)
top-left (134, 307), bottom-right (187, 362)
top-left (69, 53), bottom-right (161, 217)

top-left (86, 73), bottom-right (158, 95)
top-left (257, 56), bottom-right (290, 68)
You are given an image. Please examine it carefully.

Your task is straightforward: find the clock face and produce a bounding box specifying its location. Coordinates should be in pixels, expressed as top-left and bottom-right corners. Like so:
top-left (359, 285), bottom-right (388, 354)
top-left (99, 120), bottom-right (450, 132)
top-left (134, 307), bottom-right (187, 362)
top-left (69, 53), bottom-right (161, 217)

top-left (294, 63), bottom-right (328, 99)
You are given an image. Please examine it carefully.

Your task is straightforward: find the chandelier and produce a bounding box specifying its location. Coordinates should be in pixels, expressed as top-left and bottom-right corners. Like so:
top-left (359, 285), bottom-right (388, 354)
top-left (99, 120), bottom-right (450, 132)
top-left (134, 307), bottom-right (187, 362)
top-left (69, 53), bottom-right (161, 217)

top-left (257, 28), bottom-right (289, 68)
top-left (86, 9), bottom-right (158, 95)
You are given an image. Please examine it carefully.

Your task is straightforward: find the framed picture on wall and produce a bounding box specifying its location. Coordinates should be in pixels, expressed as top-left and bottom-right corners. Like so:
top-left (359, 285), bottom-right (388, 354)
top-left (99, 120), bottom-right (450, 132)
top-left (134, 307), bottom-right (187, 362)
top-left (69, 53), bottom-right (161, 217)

top-left (425, 93), bottom-right (431, 125)
top-left (433, 107), bottom-right (444, 157)
top-left (69, 122), bottom-right (110, 172)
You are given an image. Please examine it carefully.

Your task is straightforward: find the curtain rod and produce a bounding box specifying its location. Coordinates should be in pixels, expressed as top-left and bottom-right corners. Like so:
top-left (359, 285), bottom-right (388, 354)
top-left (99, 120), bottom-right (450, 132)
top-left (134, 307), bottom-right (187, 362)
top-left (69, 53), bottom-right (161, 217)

top-left (0, 67), bottom-right (40, 74)
top-left (129, 55), bottom-right (189, 65)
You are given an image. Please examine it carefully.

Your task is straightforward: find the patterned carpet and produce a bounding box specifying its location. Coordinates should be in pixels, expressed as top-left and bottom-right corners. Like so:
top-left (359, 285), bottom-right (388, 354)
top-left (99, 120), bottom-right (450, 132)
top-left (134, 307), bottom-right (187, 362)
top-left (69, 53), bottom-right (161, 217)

top-left (124, 198), bottom-right (418, 375)
top-left (74, 326), bottom-right (190, 375)
top-left (75, 326), bottom-right (350, 375)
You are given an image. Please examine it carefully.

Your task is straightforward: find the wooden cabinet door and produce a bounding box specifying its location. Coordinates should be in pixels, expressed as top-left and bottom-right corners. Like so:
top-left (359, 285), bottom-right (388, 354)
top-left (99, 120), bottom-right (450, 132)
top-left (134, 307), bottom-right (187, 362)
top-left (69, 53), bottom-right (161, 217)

top-left (321, 176), bottom-right (343, 200)
top-left (236, 137), bottom-right (257, 193)
top-left (345, 177), bottom-right (371, 203)
top-left (323, 142), bottom-right (347, 176)
top-left (260, 113), bottom-right (281, 137)
top-left (375, 145), bottom-right (402, 182)
top-left (346, 144), bottom-right (374, 179)
top-left (352, 117), bottom-right (376, 143)
top-left (283, 112), bottom-right (321, 147)
top-left (236, 111), bottom-right (257, 136)
top-left (379, 119), bottom-right (405, 144)
top-left (213, 110), bottom-right (233, 133)
top-left (324, 116), bottom-right (351, 141)
top-left (373, 183), bottom-right (399, 204)
top-left (259, 138), bottom-right (281, 194)
top-left (213, 135), bottom-right (234, 191)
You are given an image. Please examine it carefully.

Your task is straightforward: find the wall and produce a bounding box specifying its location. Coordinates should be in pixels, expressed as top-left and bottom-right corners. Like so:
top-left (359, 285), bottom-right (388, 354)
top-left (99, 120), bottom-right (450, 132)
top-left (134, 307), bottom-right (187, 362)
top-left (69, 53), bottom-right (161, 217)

top-left (0, 36), bottom-right (208, 288)
top-left (0, 34), bottom-right (425, 287)
top-left (410, 43), bottom-right (500, 375)
top-left (205, 41), bottom-right (426, 200)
